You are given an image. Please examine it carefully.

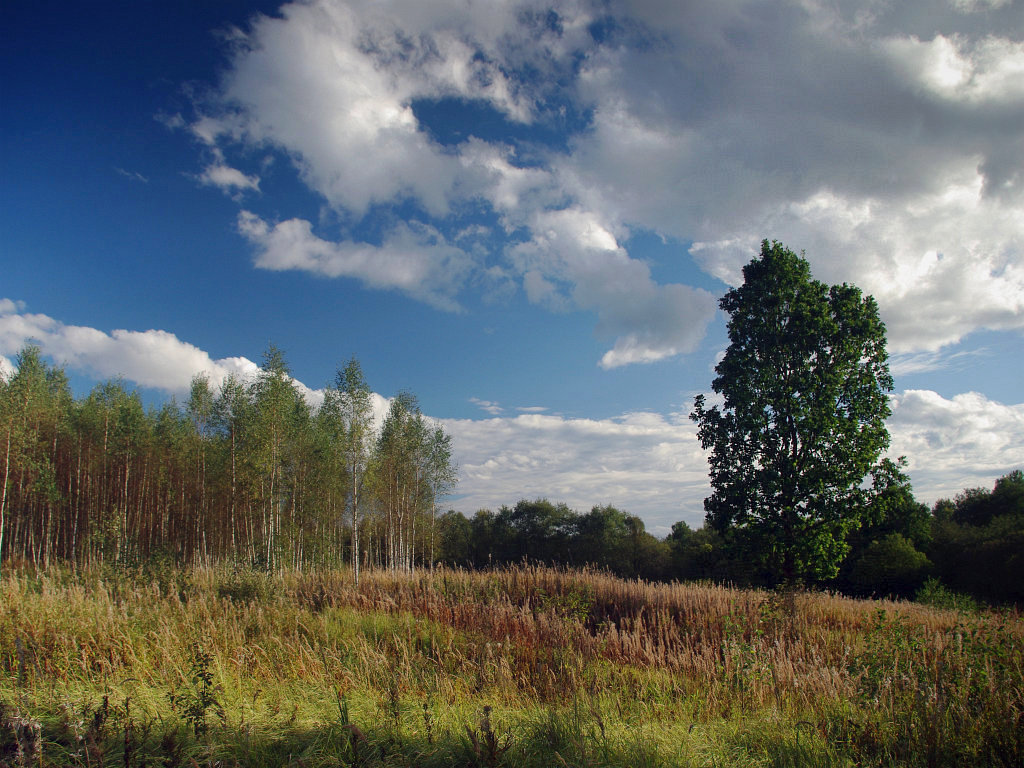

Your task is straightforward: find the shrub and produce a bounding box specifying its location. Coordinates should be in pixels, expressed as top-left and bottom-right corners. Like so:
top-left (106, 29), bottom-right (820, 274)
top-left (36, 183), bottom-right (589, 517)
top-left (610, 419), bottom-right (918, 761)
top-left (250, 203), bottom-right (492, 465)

top-left (915, 577), bottom-right (979, 613)
top-left (848, 533), bottom-right (931, 598)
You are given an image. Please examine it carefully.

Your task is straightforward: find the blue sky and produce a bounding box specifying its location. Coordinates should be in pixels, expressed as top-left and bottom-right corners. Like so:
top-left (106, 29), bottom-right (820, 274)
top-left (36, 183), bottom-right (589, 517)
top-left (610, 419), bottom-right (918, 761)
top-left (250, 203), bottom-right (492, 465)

top-left (3, 0), bottom-right (1023, 533)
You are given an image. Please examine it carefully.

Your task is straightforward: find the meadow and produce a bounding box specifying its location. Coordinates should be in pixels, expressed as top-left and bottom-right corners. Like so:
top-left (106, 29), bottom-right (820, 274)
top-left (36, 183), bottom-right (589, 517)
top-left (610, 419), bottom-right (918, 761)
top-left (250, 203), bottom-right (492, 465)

top-left (1, 564), bottom-right (1021, 767)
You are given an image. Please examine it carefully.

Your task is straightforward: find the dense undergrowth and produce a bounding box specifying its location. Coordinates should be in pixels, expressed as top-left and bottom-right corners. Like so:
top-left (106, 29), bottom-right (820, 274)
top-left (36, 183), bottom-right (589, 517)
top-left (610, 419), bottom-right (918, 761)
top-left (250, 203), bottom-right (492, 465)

top-left (1, 565), bottom-right (1021, 767)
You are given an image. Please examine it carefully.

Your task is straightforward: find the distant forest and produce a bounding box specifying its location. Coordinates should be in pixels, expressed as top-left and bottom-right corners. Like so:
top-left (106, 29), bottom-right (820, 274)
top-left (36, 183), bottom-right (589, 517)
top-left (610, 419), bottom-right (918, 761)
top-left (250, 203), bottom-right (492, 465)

top-left (432, 471), bottom-right (1024, 605)
top-left (2, 344), bottom-right (1021, 605)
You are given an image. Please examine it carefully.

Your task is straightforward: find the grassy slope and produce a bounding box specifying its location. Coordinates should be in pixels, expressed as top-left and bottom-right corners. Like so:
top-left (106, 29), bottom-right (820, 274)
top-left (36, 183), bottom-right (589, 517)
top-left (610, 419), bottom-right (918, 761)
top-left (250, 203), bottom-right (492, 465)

top-left (1, 565), bottom-right (1021, 767)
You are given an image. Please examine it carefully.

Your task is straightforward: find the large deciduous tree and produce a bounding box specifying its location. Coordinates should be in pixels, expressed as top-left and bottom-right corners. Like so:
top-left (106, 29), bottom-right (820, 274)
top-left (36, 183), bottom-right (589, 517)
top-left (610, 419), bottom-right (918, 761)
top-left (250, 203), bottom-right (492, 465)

top-left (691, 240), bottom-right (893, 585)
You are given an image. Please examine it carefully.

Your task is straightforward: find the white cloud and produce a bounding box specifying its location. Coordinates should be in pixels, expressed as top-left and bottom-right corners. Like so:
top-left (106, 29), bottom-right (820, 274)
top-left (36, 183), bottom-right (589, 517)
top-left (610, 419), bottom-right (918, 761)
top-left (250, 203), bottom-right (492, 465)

top-left (889, 389), bottom-right (1024, 503)
top-left (237, 211), bottom-right (474, 311)
top-left (882, 33), bottom-right (1024, 103)
top-left (191, 0), bottom-right (722, 368)
top-left (443, 409), bottom-right (710, 532)
top-left (169, 0), bottom-right (1023, 371)
top-left (560, 0), bottom-right (1024, 353)
top-left (199, 162), bottom-right (260, 192)
top-left (206, 0), bottom-right (553, 217)
top-left (509, 207), bottom-right (719, 367)
top-left (689, 173), bottom-right (1024, 352)
top-left (470, 397), bottom-right (504, 415)
top-left (0, 300), bottom-right (395, 432)
top-left (446, 386), bottom-right (1024, 532)
top-left (0, 299), bottom-right (260, 395)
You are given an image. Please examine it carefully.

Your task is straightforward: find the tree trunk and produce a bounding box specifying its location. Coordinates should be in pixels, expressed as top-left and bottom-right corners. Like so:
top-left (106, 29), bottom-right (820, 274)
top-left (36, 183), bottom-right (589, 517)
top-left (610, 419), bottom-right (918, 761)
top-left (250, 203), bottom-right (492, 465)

top-left (0, 425), bottom-right (11, 572)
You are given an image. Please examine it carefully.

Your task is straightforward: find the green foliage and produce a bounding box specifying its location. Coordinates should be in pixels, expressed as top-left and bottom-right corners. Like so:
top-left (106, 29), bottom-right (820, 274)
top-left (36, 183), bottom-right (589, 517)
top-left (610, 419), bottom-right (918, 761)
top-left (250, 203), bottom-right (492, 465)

top-left (463, 705), bottom-right (511, 767)
top-left (0, 344), bottom-right (458, 573)
top-left (915, 577), bottom-right (980, 613)
top-left (533, 584), bottom-right (595, 623)
top-left (930, 514), bottom-right (1024, 604)
top-left (849, 608), bottom-right (1024, 766)
top-left (571, 505), bottom-right (668, 579)
top-left (948, 470), bottom-right (1024, 528)
top-left (918, 470), bottom-right (1024, 606)
top-left (436, 509), bottom-right (473, 565)
top-left (169, 643), bottom-right (224, 736)
top-left (436, 502), bottom-right (671, 581)
top-left (992, 469), bottom-right (1024, 518)
top-left (865, 458), bottom-right (932, 549)
top-left (692, 240), bottom-right (893, 586)
top-left (952, 486), bottom-right (996, 526)
top-left (215, 567), bottom-right (276, 604)
top-left (666, 521), bottom-right (759, 584)
top-left (141, 546), bottom-right (190, 598)
top-left (847, 533), bottom-right (931, 598)
top-left (498, 499), bottom-right (575, 564)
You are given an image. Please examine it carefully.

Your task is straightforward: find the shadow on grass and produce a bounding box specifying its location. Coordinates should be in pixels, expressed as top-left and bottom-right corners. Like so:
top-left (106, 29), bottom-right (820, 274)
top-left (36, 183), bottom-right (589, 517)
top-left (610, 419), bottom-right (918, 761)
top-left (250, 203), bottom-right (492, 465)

top-left (2, 702), bottom-right (686, 768)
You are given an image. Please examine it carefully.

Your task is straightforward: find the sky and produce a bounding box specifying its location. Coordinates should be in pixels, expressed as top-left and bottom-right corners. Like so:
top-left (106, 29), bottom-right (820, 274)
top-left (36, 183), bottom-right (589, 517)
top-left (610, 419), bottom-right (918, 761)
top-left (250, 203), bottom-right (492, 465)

top-left (2, 0), bottom-right (1023, 534)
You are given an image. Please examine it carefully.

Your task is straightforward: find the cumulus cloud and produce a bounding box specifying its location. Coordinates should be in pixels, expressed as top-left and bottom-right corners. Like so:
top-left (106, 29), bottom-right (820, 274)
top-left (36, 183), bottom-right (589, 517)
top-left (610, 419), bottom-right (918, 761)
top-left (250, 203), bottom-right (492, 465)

top-left (206, 0), bottom-right (582, 216)
top-left (188, 0), bottom-right (723, 367)
top-left (562, 0), bottom-right (1024, 352)
top-left (445, 386), bottom-right (1024, 531)
top-left (443, 409), bottom-right (710, 532)
top-left (881, 32), bottom-right (1024, 105)
top-left (199, 162), bottom-right (260, 193)
top-left (509, 207), bottom-right (718, 367)
top-left (189, 0), bottom-right (1024, 363)
top-left (0, 299), bottom-right (391, 429)
top-left (689, 174), bottom-right (1024, 352)
top-left (237, 211), bottom-right (474, 311)
top-left (0, 299), bottom-right (260, 394)
top-left (889, 389), bottom-right (1024, 503)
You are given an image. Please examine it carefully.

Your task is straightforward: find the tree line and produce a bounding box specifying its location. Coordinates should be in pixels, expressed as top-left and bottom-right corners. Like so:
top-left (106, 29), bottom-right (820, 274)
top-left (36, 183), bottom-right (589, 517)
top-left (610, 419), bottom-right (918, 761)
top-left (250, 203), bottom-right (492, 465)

top-left (2, 338), bottom-right (1019, 603)
top-left (429, 467), bottom-right (1023, 604)
top-left (0, 345), bottom-right (455, 577)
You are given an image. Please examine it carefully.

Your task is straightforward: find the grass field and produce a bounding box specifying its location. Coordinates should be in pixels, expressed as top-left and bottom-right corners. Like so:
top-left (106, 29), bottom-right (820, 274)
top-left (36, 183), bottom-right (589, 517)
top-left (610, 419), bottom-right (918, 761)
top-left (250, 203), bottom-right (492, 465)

top-left (1, 564), bottom-right (1021, 767)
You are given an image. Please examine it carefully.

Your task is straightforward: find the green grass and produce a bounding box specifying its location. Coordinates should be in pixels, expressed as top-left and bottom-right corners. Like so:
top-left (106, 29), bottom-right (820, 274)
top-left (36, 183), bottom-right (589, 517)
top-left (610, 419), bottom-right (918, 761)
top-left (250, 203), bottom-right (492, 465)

top-left (1, 565), bottom-right (1021, 766)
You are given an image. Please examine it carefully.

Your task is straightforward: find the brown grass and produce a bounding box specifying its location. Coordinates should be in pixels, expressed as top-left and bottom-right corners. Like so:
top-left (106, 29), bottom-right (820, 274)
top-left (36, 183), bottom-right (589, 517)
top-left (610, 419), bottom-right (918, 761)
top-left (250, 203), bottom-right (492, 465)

top-left (1, 564), bottom-right (1021, 766)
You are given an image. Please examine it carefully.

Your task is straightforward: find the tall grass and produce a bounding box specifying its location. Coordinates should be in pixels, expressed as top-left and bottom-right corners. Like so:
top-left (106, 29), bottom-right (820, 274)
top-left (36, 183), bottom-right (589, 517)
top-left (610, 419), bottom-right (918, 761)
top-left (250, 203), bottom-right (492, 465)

top-left (1, 564), bottom-right (1020, 766)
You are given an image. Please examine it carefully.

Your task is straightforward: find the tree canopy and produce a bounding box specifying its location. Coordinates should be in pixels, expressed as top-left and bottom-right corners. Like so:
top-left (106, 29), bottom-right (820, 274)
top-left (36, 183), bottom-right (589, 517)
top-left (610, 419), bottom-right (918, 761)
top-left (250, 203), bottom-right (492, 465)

top-left (692, 240), bottom-right (893, 584)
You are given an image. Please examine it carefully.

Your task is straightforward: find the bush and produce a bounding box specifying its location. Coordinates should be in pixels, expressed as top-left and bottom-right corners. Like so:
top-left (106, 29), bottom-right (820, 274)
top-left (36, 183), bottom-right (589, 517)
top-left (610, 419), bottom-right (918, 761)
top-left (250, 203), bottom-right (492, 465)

top-left (215, 568), bottom-right (276, 604)
top-left (848, 533), bottom-right (931, 598)
top-left (915, 577), bottom-right (980, 612)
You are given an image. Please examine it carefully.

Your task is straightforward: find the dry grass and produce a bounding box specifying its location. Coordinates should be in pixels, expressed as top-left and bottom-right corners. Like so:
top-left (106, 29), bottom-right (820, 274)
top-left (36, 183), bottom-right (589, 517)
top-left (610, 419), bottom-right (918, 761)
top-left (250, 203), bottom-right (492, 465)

top-left (1, 564), bottom-right (1021, 766)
